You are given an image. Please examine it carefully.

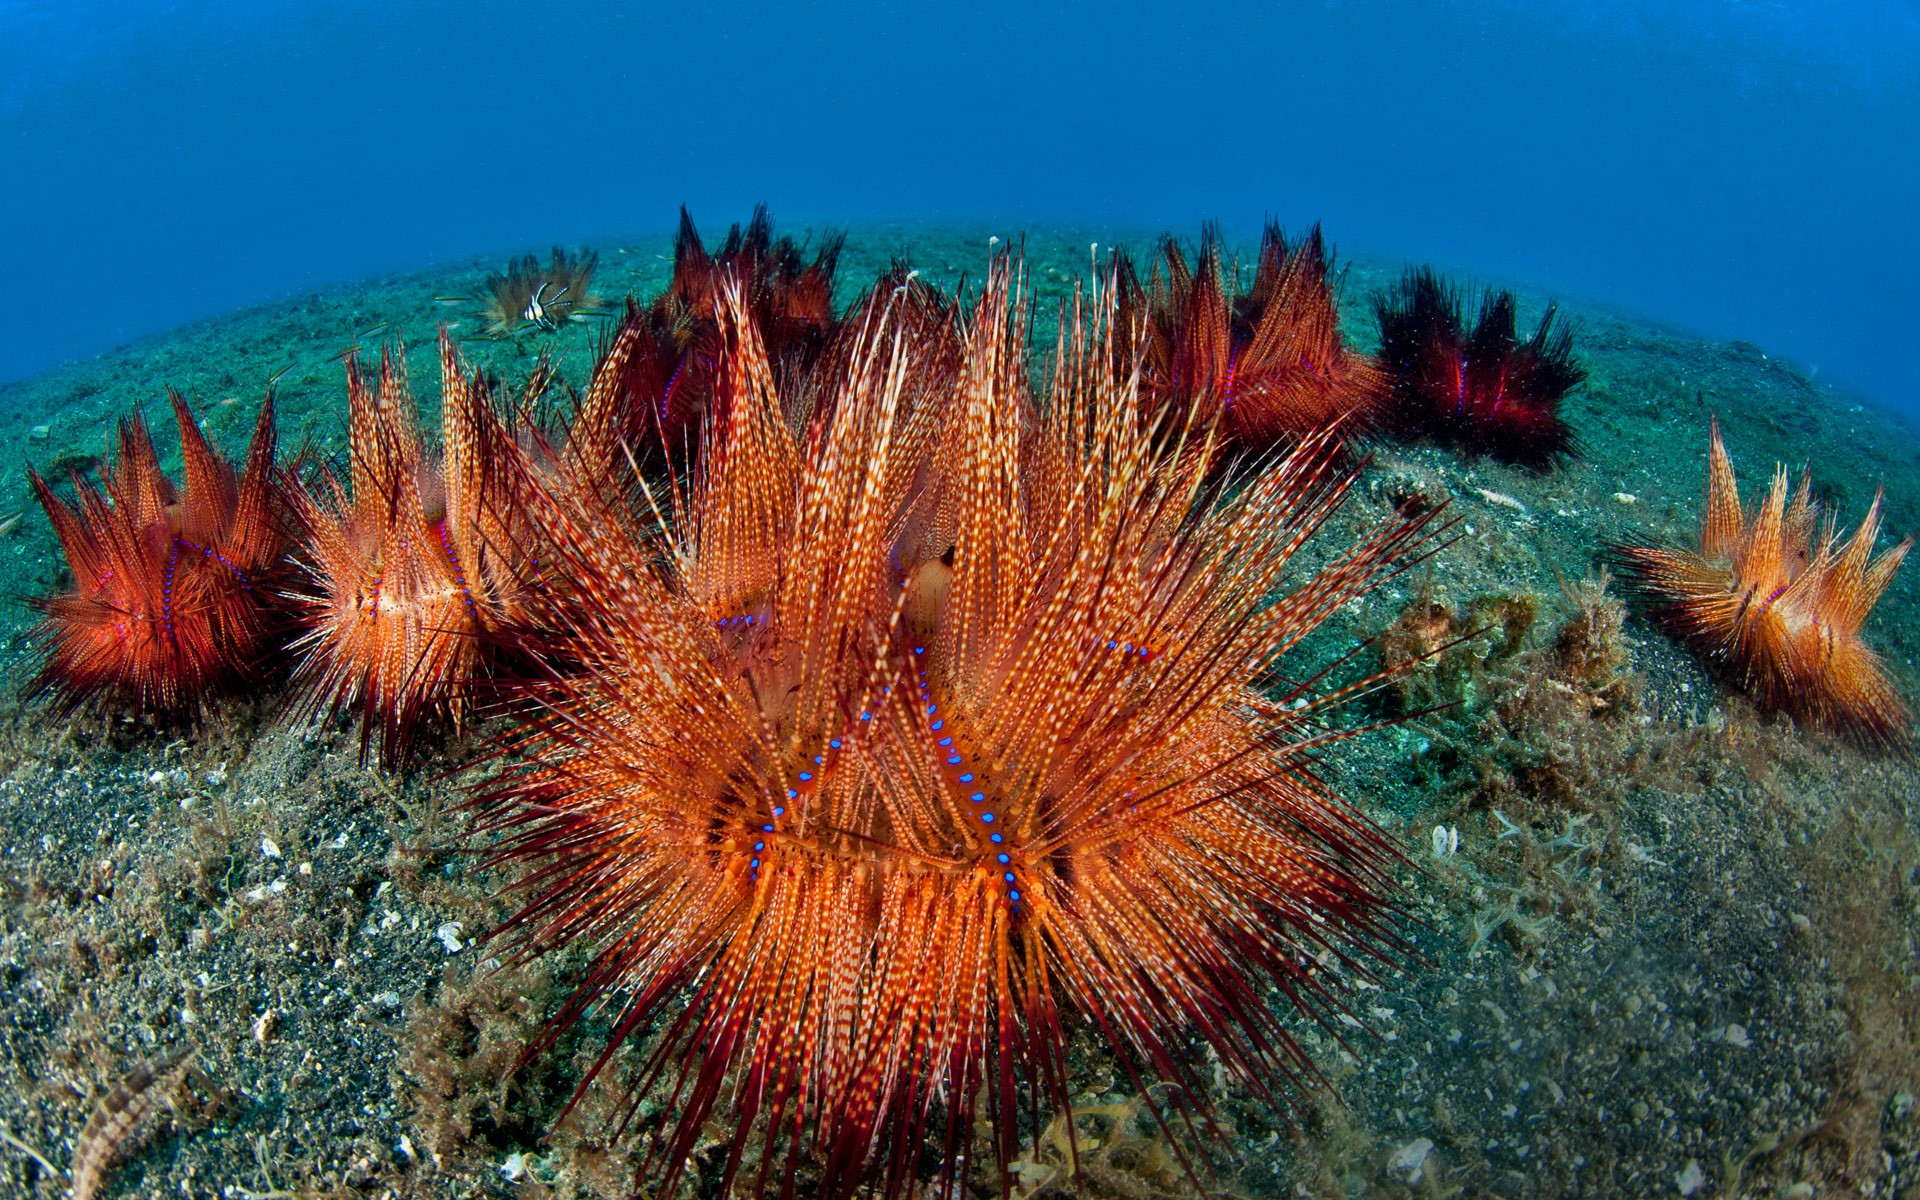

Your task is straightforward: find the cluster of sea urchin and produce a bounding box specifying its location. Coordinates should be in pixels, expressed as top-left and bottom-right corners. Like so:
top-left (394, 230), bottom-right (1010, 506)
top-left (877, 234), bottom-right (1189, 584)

top-left (1616, 419), bottom-right (1912, 746)
top-left (475, 255), bottom-right (1437, 1197)
top-left (1373, 266), bottom-right (1585, 467)
top-left (26, 211), bottom-right (854, 766)
top-left (24, 211), bottom-right (1908, 1195)
top-left (600, 205), bottom-right (847, 455)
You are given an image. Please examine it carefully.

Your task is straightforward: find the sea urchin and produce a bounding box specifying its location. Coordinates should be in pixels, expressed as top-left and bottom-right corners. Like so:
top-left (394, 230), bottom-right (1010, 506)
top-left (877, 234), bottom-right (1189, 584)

top-left (28, 392), bottom-right (290, 717)
top-left (1373, 267), bottom-right (1583, 467)
top-left (475, 256), bottom-right (1438, 1197)
top-left (1122, 222), bottom-right (1388, 452)
top-left (286, 335), bottom-right (535, 763)
top-left (1617, 419), bottom-right (1912, 746)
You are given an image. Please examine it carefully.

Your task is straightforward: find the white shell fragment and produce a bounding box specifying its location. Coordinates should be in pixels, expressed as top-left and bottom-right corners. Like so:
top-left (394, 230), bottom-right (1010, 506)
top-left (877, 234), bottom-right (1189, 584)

top-left (1387, 1137), bottom-right (1435, 1184)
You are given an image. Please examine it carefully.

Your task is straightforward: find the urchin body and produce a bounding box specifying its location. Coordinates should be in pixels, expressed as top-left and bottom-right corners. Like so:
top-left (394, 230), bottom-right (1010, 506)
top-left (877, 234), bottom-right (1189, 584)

top-left (29, 393), bottom-right (290, 716)
top-left (1618, 420), bottom-right (1911, 745)
top-left (479, 260), bottom-right (1434, 1197)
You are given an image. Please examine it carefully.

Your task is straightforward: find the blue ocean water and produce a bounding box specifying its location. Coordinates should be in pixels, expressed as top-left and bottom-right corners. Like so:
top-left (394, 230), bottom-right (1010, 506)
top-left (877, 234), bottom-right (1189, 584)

top-left (1, 0), bottom-right (1916, 413)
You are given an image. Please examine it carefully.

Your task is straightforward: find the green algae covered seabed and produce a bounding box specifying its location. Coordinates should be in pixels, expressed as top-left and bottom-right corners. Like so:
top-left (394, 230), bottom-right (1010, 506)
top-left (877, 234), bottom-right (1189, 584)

top-left (0, 224), bottom-right (1914, 1200)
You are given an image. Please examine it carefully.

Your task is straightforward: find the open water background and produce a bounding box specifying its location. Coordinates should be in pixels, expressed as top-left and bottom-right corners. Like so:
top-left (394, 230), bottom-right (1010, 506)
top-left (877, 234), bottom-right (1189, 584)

top-left (1, 0), bottom-right (1916, 411)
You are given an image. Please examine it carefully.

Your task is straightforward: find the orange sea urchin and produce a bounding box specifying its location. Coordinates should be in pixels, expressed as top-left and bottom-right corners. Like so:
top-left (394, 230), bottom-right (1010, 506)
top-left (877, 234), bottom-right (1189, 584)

top-left (1617, 419), bottom-right (1912, 746)
top-left (287, 334), bottom-right (534, 763)
top-left (476, 256), bottom-right (1438, 1197)
top-left (473, 245), bottom-right (602, 337)
top-left (28, 393), bottom-right (291, 716)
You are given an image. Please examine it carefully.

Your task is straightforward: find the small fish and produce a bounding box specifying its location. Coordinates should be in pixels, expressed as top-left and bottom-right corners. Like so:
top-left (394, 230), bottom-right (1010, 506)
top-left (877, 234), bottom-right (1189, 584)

top-left (523, 281), bottom-right (570, 331)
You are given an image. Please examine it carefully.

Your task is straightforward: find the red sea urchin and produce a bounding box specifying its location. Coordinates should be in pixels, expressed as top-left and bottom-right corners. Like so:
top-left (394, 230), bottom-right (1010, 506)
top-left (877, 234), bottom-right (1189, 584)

top-left (1122, 222), bottom-right (1388, 452)
top-left (606, 205), bottom-right (846, 453)
top-left (28, 393), bottom-right (291, 716)
top-left (1373, 267), bottom-right (1584, 467)
top-left (473, 256), bottom-right (1438, 1198)
top-left (1617, 419), bottom-right (1913, 746)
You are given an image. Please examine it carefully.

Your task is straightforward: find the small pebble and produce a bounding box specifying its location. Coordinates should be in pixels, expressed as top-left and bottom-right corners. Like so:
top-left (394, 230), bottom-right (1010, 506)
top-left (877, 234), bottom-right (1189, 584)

top-left (436, 921), bottom-right (466, 953)
top-left (261, 837), bottom-right (281, 859)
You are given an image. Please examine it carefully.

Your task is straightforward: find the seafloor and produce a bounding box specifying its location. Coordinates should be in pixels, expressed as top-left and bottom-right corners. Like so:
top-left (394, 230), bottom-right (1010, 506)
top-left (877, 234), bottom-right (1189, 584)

top-left (0, 223), bottom-right (1914, 1200)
